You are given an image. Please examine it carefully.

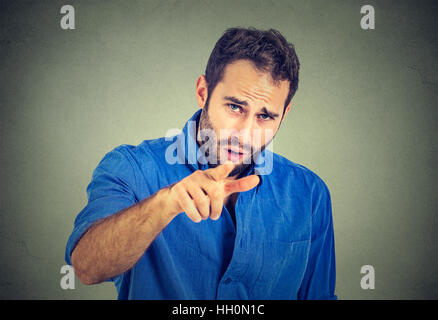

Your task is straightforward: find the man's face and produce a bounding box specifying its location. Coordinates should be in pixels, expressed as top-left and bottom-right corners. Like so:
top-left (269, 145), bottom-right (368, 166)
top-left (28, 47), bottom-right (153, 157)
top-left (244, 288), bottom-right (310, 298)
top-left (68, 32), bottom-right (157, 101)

top-left (196, 59), bottom-right (291, 177)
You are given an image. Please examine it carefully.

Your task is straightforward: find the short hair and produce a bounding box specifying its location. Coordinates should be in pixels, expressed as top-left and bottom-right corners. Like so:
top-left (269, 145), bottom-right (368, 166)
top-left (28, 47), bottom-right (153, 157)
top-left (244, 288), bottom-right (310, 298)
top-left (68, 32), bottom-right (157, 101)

top-left (205, 27), bottom-right (300, 113)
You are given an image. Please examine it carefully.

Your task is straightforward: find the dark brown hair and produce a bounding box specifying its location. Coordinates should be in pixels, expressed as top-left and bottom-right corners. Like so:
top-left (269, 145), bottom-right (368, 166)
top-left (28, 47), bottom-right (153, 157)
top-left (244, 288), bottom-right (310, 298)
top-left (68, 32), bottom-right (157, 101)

top-left (205, 27), bottom-right (300, 113)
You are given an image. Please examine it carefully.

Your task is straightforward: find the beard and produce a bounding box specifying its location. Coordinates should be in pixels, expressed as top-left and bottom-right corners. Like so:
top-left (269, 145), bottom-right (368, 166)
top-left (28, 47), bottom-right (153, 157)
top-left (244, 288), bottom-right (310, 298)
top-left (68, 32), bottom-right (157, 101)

top-left (197, 103), bottom-right (271, 178)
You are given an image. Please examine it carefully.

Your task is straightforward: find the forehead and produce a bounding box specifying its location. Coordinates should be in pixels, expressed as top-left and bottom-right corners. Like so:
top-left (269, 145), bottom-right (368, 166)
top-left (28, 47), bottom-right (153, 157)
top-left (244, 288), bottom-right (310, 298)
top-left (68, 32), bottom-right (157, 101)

top-left (217, 59), bottom-right (289, 110)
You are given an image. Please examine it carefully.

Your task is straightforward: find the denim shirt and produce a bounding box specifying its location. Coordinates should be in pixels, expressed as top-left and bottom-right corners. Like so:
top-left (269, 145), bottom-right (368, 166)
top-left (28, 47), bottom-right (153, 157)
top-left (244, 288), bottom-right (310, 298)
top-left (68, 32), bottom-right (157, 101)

top-left (65, 109), bottom-right (337, 300)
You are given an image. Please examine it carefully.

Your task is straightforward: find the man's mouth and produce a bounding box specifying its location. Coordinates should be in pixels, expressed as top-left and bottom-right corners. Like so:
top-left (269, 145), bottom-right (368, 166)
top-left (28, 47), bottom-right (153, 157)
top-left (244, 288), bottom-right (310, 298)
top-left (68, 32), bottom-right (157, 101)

top-left (226, 147), bottom-right (245, 162)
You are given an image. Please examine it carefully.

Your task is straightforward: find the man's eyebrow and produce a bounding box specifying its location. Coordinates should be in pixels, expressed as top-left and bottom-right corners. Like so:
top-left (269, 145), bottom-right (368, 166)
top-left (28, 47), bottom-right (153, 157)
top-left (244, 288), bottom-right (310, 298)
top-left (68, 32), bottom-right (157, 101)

top-left (261, 107), bottom-right (280, 118)
top-left (224, 96), bottom-right (248, 106)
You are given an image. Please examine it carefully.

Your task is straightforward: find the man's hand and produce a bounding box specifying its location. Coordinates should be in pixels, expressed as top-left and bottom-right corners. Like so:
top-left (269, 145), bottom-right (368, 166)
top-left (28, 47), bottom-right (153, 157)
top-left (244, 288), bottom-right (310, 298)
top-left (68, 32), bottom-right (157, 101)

top-left (168, 162), bottom-right (260, 222)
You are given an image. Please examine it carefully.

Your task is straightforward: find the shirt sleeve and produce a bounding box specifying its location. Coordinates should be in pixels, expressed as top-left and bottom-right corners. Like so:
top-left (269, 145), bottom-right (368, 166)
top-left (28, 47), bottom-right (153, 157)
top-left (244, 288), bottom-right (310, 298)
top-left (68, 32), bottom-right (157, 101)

top-left (64, 146), bottom-right (138, 277)
top-left (298, 178), bottom-right (337, 300)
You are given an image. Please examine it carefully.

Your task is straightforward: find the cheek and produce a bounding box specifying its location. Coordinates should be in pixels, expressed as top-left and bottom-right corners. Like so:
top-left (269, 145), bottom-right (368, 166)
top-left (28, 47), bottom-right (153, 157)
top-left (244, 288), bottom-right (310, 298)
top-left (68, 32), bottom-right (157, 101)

top-left (209, 107), bottom-right (230, 129)
top-left (264, 129), bottom-right (276, 143)
top-left (250, 128), bottom-right (276, 149)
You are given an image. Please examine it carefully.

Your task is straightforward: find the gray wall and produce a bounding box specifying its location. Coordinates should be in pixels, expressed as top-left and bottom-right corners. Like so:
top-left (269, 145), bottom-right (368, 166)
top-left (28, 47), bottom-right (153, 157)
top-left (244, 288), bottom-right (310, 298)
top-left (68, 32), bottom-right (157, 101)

top-left (0, 0), bottom-right (437, 299)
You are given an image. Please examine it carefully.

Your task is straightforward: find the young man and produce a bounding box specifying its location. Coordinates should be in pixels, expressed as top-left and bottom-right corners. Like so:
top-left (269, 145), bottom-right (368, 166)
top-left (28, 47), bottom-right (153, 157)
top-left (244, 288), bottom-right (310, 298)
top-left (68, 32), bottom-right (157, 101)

top-left (65, 27), bottom-right (337, 300)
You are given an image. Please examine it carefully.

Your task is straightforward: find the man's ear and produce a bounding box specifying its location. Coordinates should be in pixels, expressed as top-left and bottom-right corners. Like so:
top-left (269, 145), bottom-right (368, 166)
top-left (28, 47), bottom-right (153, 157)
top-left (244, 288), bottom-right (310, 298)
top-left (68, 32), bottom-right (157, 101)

top-left (196, 75), bottom-right (208, 109)
top-left (282, 101), bottom-right (292, 119)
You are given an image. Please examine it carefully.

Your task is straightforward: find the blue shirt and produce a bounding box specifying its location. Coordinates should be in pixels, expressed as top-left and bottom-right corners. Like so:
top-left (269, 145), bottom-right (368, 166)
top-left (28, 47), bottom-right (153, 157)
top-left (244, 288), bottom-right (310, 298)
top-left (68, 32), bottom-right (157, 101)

top-left (65, 110), bottom-right (337, 300)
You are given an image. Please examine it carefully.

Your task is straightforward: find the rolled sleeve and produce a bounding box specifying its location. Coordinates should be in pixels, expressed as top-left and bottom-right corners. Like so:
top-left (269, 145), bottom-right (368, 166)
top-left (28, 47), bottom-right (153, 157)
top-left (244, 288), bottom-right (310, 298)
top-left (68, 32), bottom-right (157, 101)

top-left (65, 146), bottom-right (138, 270)
top-left (298, 178), bottom-right (337, 300)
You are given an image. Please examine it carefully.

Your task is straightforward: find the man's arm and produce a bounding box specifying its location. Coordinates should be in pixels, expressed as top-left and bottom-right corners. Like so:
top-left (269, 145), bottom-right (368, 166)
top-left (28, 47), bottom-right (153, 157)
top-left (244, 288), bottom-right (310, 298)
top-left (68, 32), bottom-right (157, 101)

top-left (71, 187), bottom-right (175, 285)
top-left (70, 162), bottom-right (259, 285)
top-left (297, 178), bottom-right (337, 300)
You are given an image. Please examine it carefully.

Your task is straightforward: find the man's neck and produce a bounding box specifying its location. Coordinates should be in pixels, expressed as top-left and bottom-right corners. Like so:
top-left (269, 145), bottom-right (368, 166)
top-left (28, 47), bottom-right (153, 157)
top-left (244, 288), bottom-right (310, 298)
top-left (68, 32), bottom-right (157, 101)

top-left (225, 192), bottom-right (239, 206)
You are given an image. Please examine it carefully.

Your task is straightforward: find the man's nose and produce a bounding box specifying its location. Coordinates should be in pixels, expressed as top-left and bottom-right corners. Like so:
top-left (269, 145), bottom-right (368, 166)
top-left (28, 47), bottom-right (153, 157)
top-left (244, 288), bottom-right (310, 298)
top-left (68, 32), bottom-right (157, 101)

top-left (234, 114), bottom-right (257, 131)
top-left (234, 117), bottom-right (257, 145)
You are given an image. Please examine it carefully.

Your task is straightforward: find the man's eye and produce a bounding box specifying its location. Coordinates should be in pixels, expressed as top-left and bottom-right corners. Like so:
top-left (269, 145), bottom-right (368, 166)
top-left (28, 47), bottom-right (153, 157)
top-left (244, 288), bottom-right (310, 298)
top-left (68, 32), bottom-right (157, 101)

top-left (229, 104), bottom-right (242, 112)
top-left (258, 113), bottom-right (272, 120)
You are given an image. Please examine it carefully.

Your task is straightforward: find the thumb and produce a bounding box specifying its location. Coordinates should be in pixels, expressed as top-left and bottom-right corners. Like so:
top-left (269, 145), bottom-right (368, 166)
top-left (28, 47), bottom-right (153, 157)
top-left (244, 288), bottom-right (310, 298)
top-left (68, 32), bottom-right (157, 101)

top-left (206, 161), bottom-right (235, 181)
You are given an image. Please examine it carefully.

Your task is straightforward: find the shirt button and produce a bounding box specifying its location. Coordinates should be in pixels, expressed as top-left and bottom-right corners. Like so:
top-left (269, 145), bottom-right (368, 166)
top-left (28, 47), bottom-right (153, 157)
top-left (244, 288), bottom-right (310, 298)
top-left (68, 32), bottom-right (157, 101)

top-left (224, 277), bottom-right (232, 284)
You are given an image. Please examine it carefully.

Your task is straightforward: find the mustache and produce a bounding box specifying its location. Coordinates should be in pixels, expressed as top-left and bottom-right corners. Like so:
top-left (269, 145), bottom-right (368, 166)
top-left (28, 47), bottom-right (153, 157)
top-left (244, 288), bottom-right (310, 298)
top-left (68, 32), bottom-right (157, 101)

top-left (220, 139), bottom-right (253, 153)
top-left (199, 136), bottom-right (254, 154)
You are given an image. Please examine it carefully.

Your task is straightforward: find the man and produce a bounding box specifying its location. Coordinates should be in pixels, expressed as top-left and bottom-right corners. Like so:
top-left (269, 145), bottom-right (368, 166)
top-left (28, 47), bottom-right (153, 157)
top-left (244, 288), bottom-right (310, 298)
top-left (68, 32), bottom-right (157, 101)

top-left (65, 27), bottom-right (337, 300)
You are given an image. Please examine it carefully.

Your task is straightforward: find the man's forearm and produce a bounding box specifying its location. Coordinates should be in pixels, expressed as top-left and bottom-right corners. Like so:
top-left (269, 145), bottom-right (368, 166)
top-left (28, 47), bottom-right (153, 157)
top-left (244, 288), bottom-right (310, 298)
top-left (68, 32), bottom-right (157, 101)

top-left (71, 187), bottom-right (177, 285)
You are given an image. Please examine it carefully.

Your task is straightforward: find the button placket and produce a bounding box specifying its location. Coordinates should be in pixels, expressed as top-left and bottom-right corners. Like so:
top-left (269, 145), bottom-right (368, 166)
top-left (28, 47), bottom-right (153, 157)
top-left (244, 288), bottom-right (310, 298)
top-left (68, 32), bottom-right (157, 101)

top-left (217, 190), bottom-right (252, 298)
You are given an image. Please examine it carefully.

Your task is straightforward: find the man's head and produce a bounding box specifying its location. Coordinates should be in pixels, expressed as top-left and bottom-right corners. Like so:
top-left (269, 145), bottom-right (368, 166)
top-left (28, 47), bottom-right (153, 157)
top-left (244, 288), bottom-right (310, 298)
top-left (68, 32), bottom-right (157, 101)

top-left (196, 27), bottom-right (300, 177)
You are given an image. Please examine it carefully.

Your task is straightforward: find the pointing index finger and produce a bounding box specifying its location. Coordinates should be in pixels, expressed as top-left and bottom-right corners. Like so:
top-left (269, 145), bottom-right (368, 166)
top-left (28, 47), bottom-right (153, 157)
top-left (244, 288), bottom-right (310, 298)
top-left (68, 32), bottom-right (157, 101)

top-left (224, 174), bottom-right (260, 195)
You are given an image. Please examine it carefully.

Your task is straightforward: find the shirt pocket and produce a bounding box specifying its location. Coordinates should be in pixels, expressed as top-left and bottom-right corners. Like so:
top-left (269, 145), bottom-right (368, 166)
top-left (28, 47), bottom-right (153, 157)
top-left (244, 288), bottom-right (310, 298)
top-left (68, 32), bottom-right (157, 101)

top-left (249, 239), bottom-right (310, 299)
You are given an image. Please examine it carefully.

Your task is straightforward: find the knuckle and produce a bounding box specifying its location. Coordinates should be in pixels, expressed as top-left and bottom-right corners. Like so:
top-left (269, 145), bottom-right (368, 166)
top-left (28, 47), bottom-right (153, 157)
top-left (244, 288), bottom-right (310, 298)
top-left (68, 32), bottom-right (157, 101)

top-left (179, 193), bottom-right (191, 206)
top-left (198, 197), bottom-right (209, 207)
top-left (210, 188), bottom-right (222, 200)
top-left (180, 178), bottom-right (190, 188)
top-left (179, 198), bottom-right (190, 210)
top-left (174, 184), bottom-right (186, 196)
top-left (192, 170), bottom-right (203, 178)
top-left (171, 183), bottom-right (181, 195)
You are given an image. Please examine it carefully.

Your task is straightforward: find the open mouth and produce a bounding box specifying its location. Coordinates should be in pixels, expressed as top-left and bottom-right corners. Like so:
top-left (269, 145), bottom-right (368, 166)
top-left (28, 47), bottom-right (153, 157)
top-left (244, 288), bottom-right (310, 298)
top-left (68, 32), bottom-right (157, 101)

top-left (226, 148), bottom-right (245, 162)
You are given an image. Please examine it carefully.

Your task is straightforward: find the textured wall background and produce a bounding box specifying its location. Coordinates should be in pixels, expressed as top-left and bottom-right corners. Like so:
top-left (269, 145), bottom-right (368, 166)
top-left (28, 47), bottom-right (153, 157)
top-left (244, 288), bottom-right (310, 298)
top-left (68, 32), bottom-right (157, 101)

top-left (0, 0), bottom-right (437, 299)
